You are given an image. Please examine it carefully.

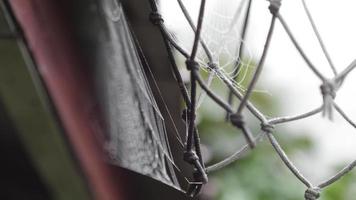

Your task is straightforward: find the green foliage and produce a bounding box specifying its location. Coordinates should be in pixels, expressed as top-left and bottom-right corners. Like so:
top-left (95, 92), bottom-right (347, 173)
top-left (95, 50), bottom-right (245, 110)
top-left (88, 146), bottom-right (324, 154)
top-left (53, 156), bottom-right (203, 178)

top-left (323, 167), bottom-right (356, 200)
top-left (199, 111), bottom-right (311, 200)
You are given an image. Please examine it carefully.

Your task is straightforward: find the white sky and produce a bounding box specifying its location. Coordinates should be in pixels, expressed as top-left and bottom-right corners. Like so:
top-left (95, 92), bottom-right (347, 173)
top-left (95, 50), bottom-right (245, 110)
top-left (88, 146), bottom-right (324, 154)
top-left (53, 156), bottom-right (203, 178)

top-left (161, 0), bottom-right (356, 182)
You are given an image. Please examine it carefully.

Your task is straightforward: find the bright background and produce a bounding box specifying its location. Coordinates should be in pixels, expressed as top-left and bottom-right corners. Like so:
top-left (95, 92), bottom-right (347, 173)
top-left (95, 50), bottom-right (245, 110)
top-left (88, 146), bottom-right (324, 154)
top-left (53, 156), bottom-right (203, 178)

top-left (160, 0), bottom-right (356, 199)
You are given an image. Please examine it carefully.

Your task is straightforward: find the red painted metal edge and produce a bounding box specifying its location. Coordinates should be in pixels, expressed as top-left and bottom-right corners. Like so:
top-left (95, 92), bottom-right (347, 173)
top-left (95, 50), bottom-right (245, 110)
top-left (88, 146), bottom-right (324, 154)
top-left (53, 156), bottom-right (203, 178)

top-left (9, 1), bottom-right (126, 199)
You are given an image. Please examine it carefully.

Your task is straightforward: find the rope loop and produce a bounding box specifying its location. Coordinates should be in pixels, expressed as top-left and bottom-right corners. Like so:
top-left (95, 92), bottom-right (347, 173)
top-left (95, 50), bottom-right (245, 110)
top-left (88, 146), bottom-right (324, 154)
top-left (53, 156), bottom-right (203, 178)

top-left (320, 80), bottom-right (336, 119)
top-left (304, 187), bottom-right (321, 200)
top-left (320, 80), bottom-right (336, 99)
top-left (268, 0), bottom-right (282, 16)
top-left (149, 11), bottom-right (164, 25)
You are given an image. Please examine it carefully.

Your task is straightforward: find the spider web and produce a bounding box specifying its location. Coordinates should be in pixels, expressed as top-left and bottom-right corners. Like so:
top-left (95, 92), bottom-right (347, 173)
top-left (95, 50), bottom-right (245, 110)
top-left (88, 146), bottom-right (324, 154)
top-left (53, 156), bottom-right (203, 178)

top-left (161, 0), bottom-right (258, 98)
top-left (149, 0), bottom-right (356, 198)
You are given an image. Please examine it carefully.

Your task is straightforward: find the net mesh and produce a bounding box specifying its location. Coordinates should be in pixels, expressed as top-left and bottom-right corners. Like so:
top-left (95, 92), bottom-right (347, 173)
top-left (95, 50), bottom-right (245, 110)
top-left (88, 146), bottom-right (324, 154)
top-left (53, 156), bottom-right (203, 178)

top-left (162, 0), bottom-right (256, 95)
top-left (146, 0), bottom-right (356, 199)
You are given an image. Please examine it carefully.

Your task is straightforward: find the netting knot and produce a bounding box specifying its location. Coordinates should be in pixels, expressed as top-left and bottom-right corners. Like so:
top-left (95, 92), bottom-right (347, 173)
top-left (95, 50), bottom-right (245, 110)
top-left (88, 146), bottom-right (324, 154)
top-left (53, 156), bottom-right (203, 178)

top-left (230, 114), bottom-right (245, 129)
top-left (149, 12), bottom-right (164, 25)
top-left (320, 81), bottom-right (336, 99)
top-left (208, 62), bottom-right (218, 71)
top-left (268, 0), bottom-right (282, 16)
top-left (261, 122), bottom-right (275, 133)
top-left (304, 187), bottom-right (321, 200)
top-left (185, 59), bottom-right (200, 71)
top-left (320, 80), bottom-right (336, 120)
top-left (183, 150), bottom-right (199, 165)
top-left (193, 169), bottom-right (208, 184)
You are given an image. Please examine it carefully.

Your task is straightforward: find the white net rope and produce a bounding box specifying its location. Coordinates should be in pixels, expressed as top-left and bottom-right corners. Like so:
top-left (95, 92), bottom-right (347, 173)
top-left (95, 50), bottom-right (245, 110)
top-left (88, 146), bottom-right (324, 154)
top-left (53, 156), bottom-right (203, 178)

top-left (147, 0), bottom-right (356, 199)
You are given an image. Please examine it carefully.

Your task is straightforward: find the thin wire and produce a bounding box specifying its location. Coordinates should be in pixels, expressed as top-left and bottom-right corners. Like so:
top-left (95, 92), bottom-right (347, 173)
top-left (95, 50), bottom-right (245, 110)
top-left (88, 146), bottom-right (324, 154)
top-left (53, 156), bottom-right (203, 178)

top-left (225, 0), bottom-right (248, 35)
top-left (155, 12), bottom-right (207, 179)
top-left (213, 67), bottom-right (267, 123)
top-left (227, 0), bottom-right (253, 111)
top-left (185, 0), bottom-right (206, 151)
top-left (160, 25), bottom-right (190, 58)
top-left (177, 0), bottom-right (213, 61)
top-left (173, 1), bottom-right (266, 121)
top-left (277, 13), bottom-right (326, 82)
top-left (194, 68), bottom-right (234, 113)
top-left (268, 106), bottom-right (323, 125)
top-left (146, 0), bottom-right (356, 197)
top-left (190, 0), bottom-right (206, 60)
top-left (333, 102), bottom-right (356, 129)
top-left (138, 105), bottom-right (182, 172)
top-left (318, 160), bottom-right (356, 189)
top-left (335, 59), bottom-right (356, 82)
top-left (122, 18), bottom-right (185, 178)
top-left (266, 131), bottom-right (312, 187)
top-left (236, 16), bottom-right (276, 115)
top-left (177, 0), bottom-right (216, 110)
top-left (196, 72), bottom-right (214, 108)
top-left (159, 27), bottom-right (191, 106)
top-left (194, 127), bottom-right (205, 169)
top-left (187, 69), bottom-right (197, 151)
top-left (148, 0), bottom-right (208, 194)
top-left (301, 0), bottom-right (337, 75)
top-left (183, 1), bottom-right (209, 196)
top-left (206, 132), bottom-right (265, 173)
top-left (130, 20), bottom-right (185, 147)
